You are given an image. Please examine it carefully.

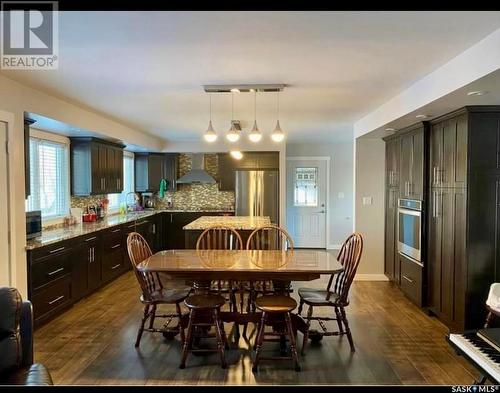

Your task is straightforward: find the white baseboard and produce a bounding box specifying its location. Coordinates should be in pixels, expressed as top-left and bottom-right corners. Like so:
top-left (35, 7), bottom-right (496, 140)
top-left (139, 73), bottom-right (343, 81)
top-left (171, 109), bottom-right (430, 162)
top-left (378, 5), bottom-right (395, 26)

top-left (327, 244), bottom-right (342, 250)
top-left (354, 274), bottom-right (389, 281)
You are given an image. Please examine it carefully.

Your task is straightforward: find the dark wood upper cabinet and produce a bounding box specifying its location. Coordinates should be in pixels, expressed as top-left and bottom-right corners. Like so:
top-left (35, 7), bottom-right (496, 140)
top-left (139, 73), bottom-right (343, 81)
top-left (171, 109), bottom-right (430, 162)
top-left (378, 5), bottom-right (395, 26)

top-left (71, 138), bottom-right (124, 196)
top-left (430, 114), bottom-right (468, 188)
top-left (217, 153), bottom-right (236, 191)
top-left (399, 123), bottom-right (426, 200)
top-left (24, 117), bottom-right (36, 199)
top-left (385, 138), bottom-right (400, 188)
top-left (134, 153), bottom-right (178, 193)
top-left (216, 152), bottom-right (279, 191)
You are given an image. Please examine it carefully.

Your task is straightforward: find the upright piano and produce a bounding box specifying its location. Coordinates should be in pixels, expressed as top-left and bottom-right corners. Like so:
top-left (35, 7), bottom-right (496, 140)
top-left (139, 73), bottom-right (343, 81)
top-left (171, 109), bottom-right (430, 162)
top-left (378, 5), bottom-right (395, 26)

top-left (448, 328), bottom-right (500, 384)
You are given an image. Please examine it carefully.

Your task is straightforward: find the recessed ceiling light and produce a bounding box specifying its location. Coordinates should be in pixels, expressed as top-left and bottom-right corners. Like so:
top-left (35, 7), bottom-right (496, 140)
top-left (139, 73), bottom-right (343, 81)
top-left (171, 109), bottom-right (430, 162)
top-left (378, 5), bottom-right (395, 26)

top-left (467, 90), bottom-right (488, 96)
top-left (416, 114), bottom-right (429, 119)
top-left (230, 88), bottom-right (240, 93)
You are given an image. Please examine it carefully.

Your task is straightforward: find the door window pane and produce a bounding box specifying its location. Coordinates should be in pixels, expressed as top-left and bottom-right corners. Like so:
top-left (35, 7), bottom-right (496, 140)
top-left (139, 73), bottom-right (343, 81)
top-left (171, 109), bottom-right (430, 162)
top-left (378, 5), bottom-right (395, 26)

top-left (294, 167), bottom-right (318, 206)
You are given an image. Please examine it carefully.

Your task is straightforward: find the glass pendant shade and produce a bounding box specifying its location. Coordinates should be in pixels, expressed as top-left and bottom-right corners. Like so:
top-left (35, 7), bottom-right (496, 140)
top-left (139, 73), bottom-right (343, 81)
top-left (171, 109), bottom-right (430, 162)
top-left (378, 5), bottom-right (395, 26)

top-left (226, 123), bottom-right (240, 142)
top-left (204, 120), bottom-right (217, 142)
top-left (248, 121), bottom-right (262, 142)
top-left (271, 120), bottom-right (285, 142)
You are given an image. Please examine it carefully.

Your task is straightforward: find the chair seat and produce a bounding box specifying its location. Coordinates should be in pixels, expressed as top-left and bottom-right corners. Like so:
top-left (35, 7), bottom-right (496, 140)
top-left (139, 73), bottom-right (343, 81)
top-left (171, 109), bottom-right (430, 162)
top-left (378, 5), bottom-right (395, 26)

top-left (255, 295), bottom-right (297, 313)
top-left (298, 288), bottom-right (341, 306)
top-left (184, 294), bottom-right (225, 310)
top-left (141, 287), bottom-right (191, 304)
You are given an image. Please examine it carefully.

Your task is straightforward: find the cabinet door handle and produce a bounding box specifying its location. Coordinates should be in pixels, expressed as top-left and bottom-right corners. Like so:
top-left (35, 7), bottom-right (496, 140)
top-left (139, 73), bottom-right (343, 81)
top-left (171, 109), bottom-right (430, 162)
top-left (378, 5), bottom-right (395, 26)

top-left (48, 295), bottom-right (65, 305)
top-left (111, 264), bottom-right (121, 270)
top-left (432, 190), bottom-right (436, 218)
top-left (111, 228), bottom-right (121, 233)
top-left (402, 275), bottom-right (414, 284)
top-left (47, 267), bottom-right (64, 276)
top-left (433, 167), bottom-right (437, 186)
top-left (437, 190), bottom-right (442, 218)
top-left (389, 171), bottom-right (393, 186)
top-left (85, 236), bottom-right (97, 242)
top-left (111, 244), bottom-right (121, 249)
top-left (170, 214), bottom-right (173, 223)
top-left (49, 247), bottom-right (65, 254)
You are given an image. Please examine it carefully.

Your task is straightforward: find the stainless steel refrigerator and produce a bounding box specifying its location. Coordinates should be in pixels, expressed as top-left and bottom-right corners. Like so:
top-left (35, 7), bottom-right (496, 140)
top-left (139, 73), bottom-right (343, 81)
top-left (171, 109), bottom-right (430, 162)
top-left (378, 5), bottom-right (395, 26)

top-left (235, 170), bottom-right (279, 224)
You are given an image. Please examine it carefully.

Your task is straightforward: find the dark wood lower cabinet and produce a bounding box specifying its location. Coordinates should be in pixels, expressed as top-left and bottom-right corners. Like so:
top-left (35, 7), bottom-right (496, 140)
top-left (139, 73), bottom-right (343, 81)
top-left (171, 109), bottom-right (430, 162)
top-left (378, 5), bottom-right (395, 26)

top-left (31, 275), bottom-right (72, 325)
top-left (399, 254), bottom-right (424, 307)
top-left (28, 211), bottom-right (235, 327)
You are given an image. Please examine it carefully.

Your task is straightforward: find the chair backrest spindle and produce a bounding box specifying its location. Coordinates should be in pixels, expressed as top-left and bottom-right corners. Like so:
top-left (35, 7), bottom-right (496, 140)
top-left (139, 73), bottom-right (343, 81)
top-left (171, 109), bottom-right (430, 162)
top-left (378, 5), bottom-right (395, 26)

top-left (196, 225), bottom-right (244, 251)
top-left (127, 232), bottom-right (163, 302)
top-left (326, 233), bottom-right (363, 304)
top-left (246, 225), bottom-right (294, 251)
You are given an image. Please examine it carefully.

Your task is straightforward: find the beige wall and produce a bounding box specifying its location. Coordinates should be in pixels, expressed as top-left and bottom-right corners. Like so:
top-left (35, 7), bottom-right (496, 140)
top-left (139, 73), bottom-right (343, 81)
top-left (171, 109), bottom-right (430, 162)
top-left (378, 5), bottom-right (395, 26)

top-left (354, 137), bottom-right (386, 278)
top-left (0, 75), bottom-right (165, 297)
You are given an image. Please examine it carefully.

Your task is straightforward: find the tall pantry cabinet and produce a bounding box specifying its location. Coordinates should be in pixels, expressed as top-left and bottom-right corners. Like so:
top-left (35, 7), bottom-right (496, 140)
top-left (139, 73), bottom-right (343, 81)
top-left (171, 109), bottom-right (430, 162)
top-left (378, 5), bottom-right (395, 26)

top-left (427, 107), bottom-right (500, 331)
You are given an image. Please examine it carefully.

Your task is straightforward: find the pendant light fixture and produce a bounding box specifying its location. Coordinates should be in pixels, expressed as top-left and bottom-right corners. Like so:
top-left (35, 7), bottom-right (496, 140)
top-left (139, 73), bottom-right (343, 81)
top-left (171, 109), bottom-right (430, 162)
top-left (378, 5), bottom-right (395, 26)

top-left (203, 93), bottom-right (217, 143)
top-left (271, 91), bottom-right (285, 142)
top-left (226, 92), bottom-right (240, 142)
top-left (248, 91), bottom-right (262, 142)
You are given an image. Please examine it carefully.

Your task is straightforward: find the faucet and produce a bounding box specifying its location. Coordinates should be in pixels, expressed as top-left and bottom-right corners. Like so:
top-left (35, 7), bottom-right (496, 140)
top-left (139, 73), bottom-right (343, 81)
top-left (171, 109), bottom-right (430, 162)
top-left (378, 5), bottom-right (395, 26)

top-left (125, 192), bottom-right (140, 212)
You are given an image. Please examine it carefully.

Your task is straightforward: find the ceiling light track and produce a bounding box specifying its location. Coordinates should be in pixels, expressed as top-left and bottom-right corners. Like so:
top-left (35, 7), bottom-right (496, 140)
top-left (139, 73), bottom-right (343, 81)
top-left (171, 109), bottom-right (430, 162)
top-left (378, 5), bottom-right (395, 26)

top-left (203, 84), bottom-right (286, 93)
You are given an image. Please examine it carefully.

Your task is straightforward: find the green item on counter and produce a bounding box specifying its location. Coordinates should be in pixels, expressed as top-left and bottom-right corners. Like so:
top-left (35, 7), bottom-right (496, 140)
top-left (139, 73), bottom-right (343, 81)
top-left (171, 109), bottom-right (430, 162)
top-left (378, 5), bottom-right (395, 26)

top-left (159, 178), bottom-right (167, 199)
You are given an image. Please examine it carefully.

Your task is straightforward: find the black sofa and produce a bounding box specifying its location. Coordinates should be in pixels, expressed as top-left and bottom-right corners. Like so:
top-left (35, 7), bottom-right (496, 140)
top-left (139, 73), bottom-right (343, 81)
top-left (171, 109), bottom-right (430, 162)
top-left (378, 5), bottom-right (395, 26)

top-left (0, 287), bottom-right (53, 385)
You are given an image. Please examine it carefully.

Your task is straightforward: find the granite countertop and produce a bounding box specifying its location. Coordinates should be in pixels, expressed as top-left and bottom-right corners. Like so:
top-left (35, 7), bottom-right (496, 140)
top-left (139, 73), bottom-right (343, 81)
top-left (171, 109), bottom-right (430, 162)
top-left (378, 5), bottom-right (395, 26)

top-left (183, 216), bottom-right (271, 231)
top-left (26, 209), bottom-right (235, 250)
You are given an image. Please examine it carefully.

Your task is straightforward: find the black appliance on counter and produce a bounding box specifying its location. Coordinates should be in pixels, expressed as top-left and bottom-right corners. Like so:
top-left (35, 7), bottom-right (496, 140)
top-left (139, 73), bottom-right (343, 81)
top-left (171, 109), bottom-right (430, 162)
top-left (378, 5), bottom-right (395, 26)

top-left (26, 210), bottom-right (42, 239)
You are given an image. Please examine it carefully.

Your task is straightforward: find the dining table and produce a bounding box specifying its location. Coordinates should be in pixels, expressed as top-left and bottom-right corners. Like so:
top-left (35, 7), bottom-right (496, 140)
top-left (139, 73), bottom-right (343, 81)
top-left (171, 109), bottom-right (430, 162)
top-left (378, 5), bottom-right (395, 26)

top-left (137, 248), bottom-right (344, 343)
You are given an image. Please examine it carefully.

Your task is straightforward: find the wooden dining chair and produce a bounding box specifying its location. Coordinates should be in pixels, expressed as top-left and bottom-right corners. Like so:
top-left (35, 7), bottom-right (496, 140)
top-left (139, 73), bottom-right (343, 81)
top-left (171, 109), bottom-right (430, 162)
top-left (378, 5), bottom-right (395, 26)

top-left (127, 232), bottom-right (191, 347)
top-left (195, 225), bottom-right (243, 309)
top-left (246, 224), bottom-right (294, 302)
top-left (297, 233), bottom-right (363, 354)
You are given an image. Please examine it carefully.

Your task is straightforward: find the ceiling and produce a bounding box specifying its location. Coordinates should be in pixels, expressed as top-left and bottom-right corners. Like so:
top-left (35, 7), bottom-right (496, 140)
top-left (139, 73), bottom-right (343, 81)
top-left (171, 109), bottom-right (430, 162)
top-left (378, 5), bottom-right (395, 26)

top-left (362, 68), bottom-right (500, 139)
top-left (3, 11), bottom-right (500, 143)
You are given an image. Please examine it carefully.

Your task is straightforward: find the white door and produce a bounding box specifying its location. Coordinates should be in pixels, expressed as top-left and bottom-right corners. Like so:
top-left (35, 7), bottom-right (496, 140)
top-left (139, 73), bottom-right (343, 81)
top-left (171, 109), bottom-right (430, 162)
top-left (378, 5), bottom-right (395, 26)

top-left (0, 122), bottom-right (10, 286)
top-left (286, 159), bottom-right (327, 248)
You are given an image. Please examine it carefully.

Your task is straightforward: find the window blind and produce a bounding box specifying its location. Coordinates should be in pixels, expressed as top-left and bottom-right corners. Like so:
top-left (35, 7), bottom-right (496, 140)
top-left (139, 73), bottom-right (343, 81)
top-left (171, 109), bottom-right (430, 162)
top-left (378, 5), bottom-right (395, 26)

top-left (108, 152), bottom-right (134, 208)
top-left (25, 137), bottom-right (70, 220)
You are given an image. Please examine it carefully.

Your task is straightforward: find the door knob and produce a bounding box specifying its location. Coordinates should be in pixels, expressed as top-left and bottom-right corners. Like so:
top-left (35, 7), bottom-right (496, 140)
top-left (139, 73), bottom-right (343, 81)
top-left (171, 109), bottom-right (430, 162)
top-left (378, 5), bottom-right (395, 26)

top-left (315, 210), bottom-right (326, 214)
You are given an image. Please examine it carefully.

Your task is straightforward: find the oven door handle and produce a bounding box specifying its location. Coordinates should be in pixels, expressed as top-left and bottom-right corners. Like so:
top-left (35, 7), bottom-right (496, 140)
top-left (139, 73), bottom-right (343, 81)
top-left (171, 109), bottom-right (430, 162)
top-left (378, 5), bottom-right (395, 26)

top-left (398, 207), bottom-right (421, 217)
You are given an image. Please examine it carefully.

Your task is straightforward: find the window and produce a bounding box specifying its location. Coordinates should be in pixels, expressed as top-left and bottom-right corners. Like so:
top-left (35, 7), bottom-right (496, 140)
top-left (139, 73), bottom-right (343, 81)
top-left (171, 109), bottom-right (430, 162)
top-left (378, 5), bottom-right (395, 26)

top-left (108, 151), bottom-right (134, 210)
top-left (294, 167), bottom-right (318, 207)
top-left (25, 131), bottom-right (70, 221)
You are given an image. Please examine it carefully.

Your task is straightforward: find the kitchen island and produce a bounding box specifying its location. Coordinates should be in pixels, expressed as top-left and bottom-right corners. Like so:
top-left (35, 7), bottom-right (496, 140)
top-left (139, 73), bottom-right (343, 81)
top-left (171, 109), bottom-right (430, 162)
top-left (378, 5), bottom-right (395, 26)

top-left (183, 215), bottom-right (271, 249)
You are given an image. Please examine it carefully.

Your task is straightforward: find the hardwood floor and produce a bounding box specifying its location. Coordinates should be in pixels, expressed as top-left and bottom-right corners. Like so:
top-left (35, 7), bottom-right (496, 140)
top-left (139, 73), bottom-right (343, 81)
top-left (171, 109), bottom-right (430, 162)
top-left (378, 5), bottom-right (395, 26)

top-left (34, 272), bottom-right (479, 385)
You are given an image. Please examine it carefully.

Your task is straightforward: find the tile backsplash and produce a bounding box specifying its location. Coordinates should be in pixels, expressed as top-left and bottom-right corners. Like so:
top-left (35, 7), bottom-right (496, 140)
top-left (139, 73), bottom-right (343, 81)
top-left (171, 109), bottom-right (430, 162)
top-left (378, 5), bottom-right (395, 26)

top-left (155, 153), bottom-right (235, 210)
top-left (70, 153), bottom-right (235, 212)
